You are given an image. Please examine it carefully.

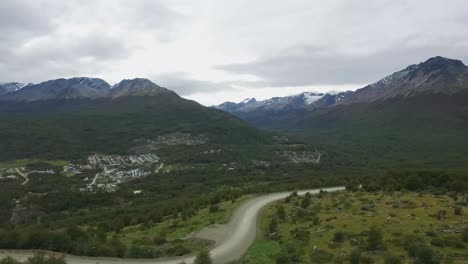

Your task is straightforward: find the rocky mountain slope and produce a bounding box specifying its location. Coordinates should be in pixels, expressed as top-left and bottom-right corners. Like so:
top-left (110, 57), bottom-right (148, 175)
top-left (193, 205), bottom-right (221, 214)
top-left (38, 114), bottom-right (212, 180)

top-left (311, 56), bottom-right (468, 108)
top-left (0, 82), bottom-right (30, 95)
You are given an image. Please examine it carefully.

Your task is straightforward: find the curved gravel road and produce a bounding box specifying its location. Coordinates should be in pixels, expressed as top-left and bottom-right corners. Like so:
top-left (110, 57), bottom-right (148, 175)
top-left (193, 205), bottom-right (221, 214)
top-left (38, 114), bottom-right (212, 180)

top-left (0, 186), bottom-right (345, 264)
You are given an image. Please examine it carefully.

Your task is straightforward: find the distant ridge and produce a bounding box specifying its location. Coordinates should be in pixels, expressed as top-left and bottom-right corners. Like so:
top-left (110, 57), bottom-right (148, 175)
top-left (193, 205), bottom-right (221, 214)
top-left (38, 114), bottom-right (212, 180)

top-left (0, 77), bottom-right (175, 102)
top-left (214, 56), bottom-right (468, 127)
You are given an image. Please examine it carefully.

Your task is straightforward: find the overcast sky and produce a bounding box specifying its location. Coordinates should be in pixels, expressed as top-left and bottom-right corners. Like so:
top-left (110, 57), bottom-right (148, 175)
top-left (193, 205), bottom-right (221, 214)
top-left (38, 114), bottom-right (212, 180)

top-left (1, 0), bottom-right (468, 105)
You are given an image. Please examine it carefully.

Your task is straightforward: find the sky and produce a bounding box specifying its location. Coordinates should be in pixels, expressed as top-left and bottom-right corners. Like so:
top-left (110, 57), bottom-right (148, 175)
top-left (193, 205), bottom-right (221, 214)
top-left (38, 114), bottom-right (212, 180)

top-left (1, 0), bottom-right (468, 105)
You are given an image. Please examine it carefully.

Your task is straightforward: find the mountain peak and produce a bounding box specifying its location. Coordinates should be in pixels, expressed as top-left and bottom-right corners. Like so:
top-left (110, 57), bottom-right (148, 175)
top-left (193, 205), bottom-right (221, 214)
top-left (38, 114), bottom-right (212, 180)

top-left (0, 82), bottom-right (30, 95)
top-left (240, 98), bottom-right (257, 104)
top-left (110, 78), bottom-right (173, 99)
top-left (417, 56), bottom-right (466, 73)
top-left (66, 77), bottom-right (111, 90)
top-left (330, 56), bottom-right (468, 106)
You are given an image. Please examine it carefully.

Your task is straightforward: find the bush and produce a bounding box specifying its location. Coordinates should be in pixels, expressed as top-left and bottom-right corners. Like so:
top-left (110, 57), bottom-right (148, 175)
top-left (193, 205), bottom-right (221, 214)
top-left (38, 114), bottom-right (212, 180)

top-left (367, 226), bottom-right (383, 250)
top-left (333, 231), bottom-right (347, 243)
top-left (310, 249), bottom-right (333, 264)
top-left (268, 218), bottom-right (278, 234)
top-left (414, 245), bottom-right (437, 264)
top-left (360, 255), bottom-right (374, 264)
top-left (454, 207), bottom-right (463, 216)
top-left (194, 250), bottom-right (212, 264)
top-left (384, 254), bottom-right (402, 264)
top-left (430, 237), bottom-right (445, 247)
top-left (153, 236), bottom-right (167, 245)
top-left (463, 229), bottom-right (468, 243)
top-left (350, 249), bottom-right (361, 264)
top-left (208, 204), bottom-right (219, 213)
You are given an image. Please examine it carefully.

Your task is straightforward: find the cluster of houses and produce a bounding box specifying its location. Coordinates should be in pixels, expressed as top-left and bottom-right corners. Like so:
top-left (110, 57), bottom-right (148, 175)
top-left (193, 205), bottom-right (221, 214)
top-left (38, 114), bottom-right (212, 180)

top-left (153, 133), bottom-right (208, 146)
top-left (64, 153), bottom-right (163, 192)
top-left (276, 150), bottom-right (321, 164)
top-left (0, 168), bottom-right (18, 181)
top-left (87, 153), bottom-right (160, 166)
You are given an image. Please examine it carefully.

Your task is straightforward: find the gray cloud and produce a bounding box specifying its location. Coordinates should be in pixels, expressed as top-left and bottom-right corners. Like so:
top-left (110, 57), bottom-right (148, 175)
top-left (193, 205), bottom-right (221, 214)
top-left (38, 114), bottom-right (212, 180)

top-left (152, 72), bottom-right (233, 96)
top-left (1, 0), bottom-right (468, 105)
top-left (218, 41), bottom-right (468, 87)
top-left (0, 0), bottom-right (186, 83)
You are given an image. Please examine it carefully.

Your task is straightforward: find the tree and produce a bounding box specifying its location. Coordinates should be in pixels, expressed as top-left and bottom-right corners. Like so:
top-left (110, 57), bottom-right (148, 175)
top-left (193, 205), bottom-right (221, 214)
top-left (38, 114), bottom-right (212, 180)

top-left (367, 226), bottom-right (383, 251)
top-left (194, 250), bottom-right (213, 264)
top-left (276, 205), bottom-right (287, 220)
top-left (301, 196), bottom-right (311, 208)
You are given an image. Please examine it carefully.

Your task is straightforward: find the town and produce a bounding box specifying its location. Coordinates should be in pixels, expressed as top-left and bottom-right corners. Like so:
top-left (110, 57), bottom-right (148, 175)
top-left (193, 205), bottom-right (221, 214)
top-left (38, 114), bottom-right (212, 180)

top-left (64, 153), bottom-right (163, 192)
top-left (275, 150), bottom-right (322, 163)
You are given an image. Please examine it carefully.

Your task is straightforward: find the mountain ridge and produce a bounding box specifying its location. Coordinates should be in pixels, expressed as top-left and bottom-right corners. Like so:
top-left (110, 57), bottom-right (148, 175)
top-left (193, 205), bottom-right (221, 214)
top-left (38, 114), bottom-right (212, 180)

top-left (0, 77), bottom-right (176, 102)
top-left (214, 56), bottom-right (468, 128)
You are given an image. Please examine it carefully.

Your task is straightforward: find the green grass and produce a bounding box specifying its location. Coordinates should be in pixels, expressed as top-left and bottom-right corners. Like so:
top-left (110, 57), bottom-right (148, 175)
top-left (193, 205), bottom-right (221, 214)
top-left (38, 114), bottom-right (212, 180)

top-left (245, 191), bottom-right (468, 264)
top-left (118, 195), bottom-right (253, 253)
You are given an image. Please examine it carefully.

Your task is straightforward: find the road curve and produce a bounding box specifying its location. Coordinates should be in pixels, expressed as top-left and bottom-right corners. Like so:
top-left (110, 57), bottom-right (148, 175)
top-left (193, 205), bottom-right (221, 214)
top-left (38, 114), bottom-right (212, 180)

top-left (0, 186), bottom-right (345, 264)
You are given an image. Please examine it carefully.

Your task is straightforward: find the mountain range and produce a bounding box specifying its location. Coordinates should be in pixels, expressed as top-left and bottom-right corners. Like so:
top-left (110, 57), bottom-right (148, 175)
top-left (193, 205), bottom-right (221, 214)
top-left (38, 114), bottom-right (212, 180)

top-left (0, 77), bottom-right (174, 102)
top-left (1, 56), bottom-right (468, 166)
top-left (0, 78), bottom-right (267, 161)
top-left (215, 56), bottom-right (468, 128)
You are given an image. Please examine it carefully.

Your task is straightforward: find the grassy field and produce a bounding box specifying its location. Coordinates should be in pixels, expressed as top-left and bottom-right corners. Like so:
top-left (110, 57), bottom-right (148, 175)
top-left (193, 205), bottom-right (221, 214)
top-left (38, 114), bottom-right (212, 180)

top-left (244, 191), bottom-right (468, 264)
top-left (0, 159), bottom-right (68, 168)
top-left (114, 195), bottom-right (253, 257)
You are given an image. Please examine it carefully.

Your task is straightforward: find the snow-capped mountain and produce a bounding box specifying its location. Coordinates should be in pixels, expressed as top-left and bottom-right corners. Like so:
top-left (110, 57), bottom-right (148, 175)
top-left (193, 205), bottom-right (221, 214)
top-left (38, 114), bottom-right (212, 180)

top-left (0, 82), bottom-right (32, 95)
top-left (0, 77), bottom-right (111, 102)
top-left (214, 92), bottom-right (325, 113)
top-left (333, 56), bottom-right (468, 105)
top-left (214, 56), bottom-right (468, 128)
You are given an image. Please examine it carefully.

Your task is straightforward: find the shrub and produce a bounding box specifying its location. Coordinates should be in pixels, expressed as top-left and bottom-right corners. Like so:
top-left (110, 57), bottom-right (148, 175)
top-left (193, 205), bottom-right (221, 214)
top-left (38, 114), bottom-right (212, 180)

top-left (333, 231), bottom-right (347, 243)
top-left (454, 207), bottom-right (463, 216)
top-left (463, 229), bottom-right (468, 243)
top-left (367, 226), bottom-right (384, 250)
top-left (153, 236), bottom-right (167, 245)
top-left (350, 249), bottom-right (361, 264)
top-left (268, 218), bottom-right (278, 234)
top-left (384, 254), bottom-right (402, 264)
top-left (414, 245), bottom-right (437, 264)
top-left (430, 237), bottom-right (445, 247)
top-left (310, 249), bottom-right (333, 264)
top-left (360, 255), bottom-right (374, 264)
top-left (194, 250), bottom-right (212, 264)
top-left (208, 204), bottom-right (219, 213)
